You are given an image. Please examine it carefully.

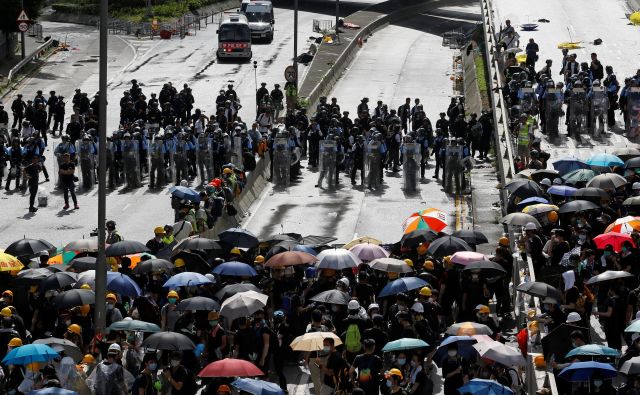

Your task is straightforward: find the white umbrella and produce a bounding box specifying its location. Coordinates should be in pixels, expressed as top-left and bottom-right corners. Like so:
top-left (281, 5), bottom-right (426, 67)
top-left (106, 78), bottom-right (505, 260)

top-left (368, 258), bottom-right (413, 273)
top-left (473, 341), bottom-right (526, 366)
top-left (316, 249), bottom-right (362, 270)
top-left (63, 239), bottom-right (98, 252)
top-left (220, 291), bottom-right (268, 321)
top-left (290, 332), bottom-right (342, 352)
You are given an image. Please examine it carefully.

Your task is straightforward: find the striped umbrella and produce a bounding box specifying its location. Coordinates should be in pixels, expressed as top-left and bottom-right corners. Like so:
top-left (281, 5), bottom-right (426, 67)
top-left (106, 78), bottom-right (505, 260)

top-left (403, 208), bottom-right (449, 233)
top-left (0, 251), bottom-right (24, 272)
top-left (605, 216), bottom-right (640, 234)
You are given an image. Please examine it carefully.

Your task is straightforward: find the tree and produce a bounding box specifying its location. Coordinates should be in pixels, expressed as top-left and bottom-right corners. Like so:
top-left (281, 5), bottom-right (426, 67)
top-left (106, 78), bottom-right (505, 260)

top-left (0, 0), bottom-right (46, 33)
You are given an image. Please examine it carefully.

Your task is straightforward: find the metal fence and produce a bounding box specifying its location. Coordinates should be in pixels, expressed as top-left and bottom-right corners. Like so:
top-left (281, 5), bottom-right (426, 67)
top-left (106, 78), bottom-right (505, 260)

top-left (312, 19), bottom-right (334, 33)
top-left (27, 23), bottom-right (44, 42)
top-left (6, 38), bottom-right (56, 83)
top-left (108, 11), bottom-right (219, 38)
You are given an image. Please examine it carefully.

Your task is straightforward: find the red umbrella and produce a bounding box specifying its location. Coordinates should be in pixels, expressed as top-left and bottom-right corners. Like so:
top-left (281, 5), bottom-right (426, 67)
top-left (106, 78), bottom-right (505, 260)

top-left (198, 358), bottom-right (264, 377)
top-left (264, 251), bottom-right (318, 267)
top-left (593, 232), bottom-right (636, 252)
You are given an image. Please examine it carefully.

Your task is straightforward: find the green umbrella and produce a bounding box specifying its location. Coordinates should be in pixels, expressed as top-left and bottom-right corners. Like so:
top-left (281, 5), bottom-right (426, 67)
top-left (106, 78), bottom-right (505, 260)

top-left (381, 338), bottom-right (429, 352)
top-left (562, 169), bottom-right (599, 184)
top-left (107, 319), bottom-right (161, 332)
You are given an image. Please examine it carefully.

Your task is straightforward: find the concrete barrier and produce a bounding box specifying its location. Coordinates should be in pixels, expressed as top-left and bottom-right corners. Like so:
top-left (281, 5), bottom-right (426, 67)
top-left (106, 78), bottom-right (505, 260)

top-left (461, 43), bottom-right (483, 116)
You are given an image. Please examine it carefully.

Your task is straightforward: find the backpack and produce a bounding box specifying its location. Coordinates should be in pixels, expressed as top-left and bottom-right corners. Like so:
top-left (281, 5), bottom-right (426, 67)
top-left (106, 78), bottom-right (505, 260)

top-left (345, 323), bottom-right (362, 353)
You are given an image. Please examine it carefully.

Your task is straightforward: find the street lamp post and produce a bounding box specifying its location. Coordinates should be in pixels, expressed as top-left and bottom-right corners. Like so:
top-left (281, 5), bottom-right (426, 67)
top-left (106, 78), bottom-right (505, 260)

top-left (253, 60), bottom-right (258, 113)
top-left (335, 0), bottom-right (340, 38)
top-left (293, 0), bottom-right (298, 87)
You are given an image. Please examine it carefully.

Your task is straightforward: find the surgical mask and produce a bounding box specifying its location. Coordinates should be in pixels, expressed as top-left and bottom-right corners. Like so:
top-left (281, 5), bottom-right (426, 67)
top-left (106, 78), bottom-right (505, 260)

top-left (603, 251), bottom-right (611, 257)
top-left (448, 350), bottom-right (457, 357)
top-left (106, 304), bottom-right (114, 311)
top-left (472, 274), bottom-right (479, 281)
top-left (168, 297), bottom-right (177, 304)
top-left (623, 247), bottom-right (628, 253)
top-left (209, 320), bottom-right (218, 326)
top-left (322, 346), bottom-right (330, 353)
top-left (397, 358), bottom-right (406, 366)
top-left (593, 380), bottom-right (603, 388)
top-left (170, 360), bottom-right (180, 367)
top-left (148, 363), bottom-right (157, 371)
top-left (578, 235), bottom-right (586, 243)
top-left (386, 380), bottom-right (393, 388)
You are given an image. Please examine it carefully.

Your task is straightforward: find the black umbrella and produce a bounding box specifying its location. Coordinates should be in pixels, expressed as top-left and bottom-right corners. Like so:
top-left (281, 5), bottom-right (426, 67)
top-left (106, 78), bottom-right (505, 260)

top-left (16, 268), bottom-right (52, 282)
top-left (451, 230), bottom-right (489, 246)
top-left (504, 179), bottom-right (531, 192)
top-left (541, 323), bottom-right (590, 359)
top-left (173, 237), bottom-right (223, 253)
top-left (625, 157), bottom-right (640, 169)
top-left (624, 196), bottom-right (640, 208)
top-left (219, 228), bottom-right (259, 249)
top-left (574, 187), bottom-right (609, 199)
top-left (52, 289), bottom-right (95, 309)
top-left (531, 169), bottom-right (560, 182)
top-left (426, 236), bottom-right (472, 257)
top-left (215, 283), bottom-right (260, 300)
top-left (177, 296), bottom-right (220, 311)
top-left (106, 240), bottom-right (150, 257)
top-left (33, 338), bottom-right (83, 362)
top-left (5, 238), bottom-right (55, 258)
top-left (260, 234), bottom-right (297, 248)
top-left (171, 251), bottom-right (211, 274)
top-left (308, 289), bottom-right (351, 305)
top-left (400, 229), bottom-right (439, 249)
top-left (558, 200), bottom-right (599, 214)
top-left (69, 256), bottom-right (96, 271)
top-left (40, 272), bottom-right (78, 292)
top-left (463, 260), bottom-right (506, 274)
top-left (586, 270), bottom-right (634, 285)
top-left (516, 281), bottom-right (562, 301)
top-left (46, 264), bottom-right (71, 272)
top-left (300, 235), bottom-right (337, 247)
top-left (142, 331), bottom-right (196, 350)
top-left (132, 258), bottom-right (174, 275)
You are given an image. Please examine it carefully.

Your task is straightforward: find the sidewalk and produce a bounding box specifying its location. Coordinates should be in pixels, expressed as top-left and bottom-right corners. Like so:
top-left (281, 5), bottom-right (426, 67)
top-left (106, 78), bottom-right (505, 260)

top-left (0, 33), bottom-right (40, 81)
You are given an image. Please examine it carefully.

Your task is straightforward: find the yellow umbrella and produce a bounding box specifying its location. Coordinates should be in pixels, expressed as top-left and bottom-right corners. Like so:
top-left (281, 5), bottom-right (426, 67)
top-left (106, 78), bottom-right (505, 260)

top-left (522, 204), bottom-right (560, 216)
top-left (343, 236), bottom-right (382, 250)
top-left (557, 42), bottom-right (582, 49)
top-left (515, 53), bottom-right (527, 63)
top-left (630, 11), bottom-right (640, 25)
top-left (0, 252), bottom-right (24, 272)
top-left (290, 331), bottom-right (342, 351)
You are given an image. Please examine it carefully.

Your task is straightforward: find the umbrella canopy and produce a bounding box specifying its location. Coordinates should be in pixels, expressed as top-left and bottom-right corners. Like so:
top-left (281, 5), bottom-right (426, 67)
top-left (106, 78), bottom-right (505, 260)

top-left (626, 156), bottom-right (640, 169)
top-left (342, 236), bottom-right (382, 250)
top-left (509, 180), bottom-right (543, 199)
top-left (433, 336), bottom-right (478, 367)
top-left (631, 11), bottom-right (640, 24)
top-left (547, 185), bottom-right (577, 197)
top-left (586, 270), bottom-right (634, 284)
top-left (177, 296), bottom-right (220, 311)
top-left (403, 208), bottom-right (449, 233)
top-left (232, 378), bottom-right (284, 395)
top-left (381, 338), bottom-right (429, 352)
top-left (614, 147), bottom-right (640, 160)
top-left (290, 332), bottom-right (342, 352)
top-left (107, 319), bottom-right (161, 332)
top-left (605, 216), bottom-right (640, 234)
top-left (450, 251), bottom-right (488, 265)
top-left (163, 272), bottom-right (213, 288)
top-left (522, 204), bottom-right (559, 216)
top-left (446, 322), bottom-right (493, 336)
top-left (5, 238), bottom-right (54, 258)
top-left (169, 185), bottom-right (201, 203)
top-left (213, 261), bottom-right (258, 277)
top-left (28, 388), bottom-right (78, 395)
top-left (473, 341), bottom-right (526, 366)
top-left (552, 156), bottom-right (590, 175)
top-left (199, 358), bottom-right (264, 377)
top-left (626, 320), bottom-right (640, 333)
top-left (106, 272), bottom-right (142, 297)
top-left (219, 228), bottom-right (259, 248)
top-left (558, 200), bottom-right (599, 214)
top-left (63, 239), bottom-right (98, 253)
top-left (451, 230), bottom-right (489, 246)
top-left (565, 344), bottom-right (620, 358)
top-left (266, 241), bottom-right (318, 259)
top-left (142, 331), bottom-right (196, 350)
top-left (621, 356), bottom-right (640, 375)
top-left (593, 233), bottom-right (636, 252)
top-left (504, 179), bottom-right (533, 193)
top-left (562, 169), bottom-right (600, 184)
top-left (458, 379), bottom-right (514, 395)
top-left (530, 169), bottom-right (560, 182)
top-left (500, 213), bottom-right (541, 227)
top-left (349, 243), bottom-right (389, 261)
top-left (172, 237), bottom-right (223, 253)
top-left (52, 289), bottom-right (95, 309)
top-left (516, 281), bottom-right (562, 301)
top-left (40, 272), bottom-right (78, 292)
top-left (541, 323), bottom-right (591, 359)
top-left (264, 251), bottom-right (318, 267)
top-left (316, 249), bottom-right (362, 270)
top-left (2, 344), bottom-right (59, 365)
top-left (68, 256), bottom-right (96, 271)
top-left (106, 241), bottom-right (149, 257)
top-left (260, 234), bottom-right (298, 247)
top-left (170, 251), bottom-right (212, 274)
top-left (132, 258), bottom-right (174, 274)
top-left (368, 258), bottom-right (413, 273)
top-left (586, 173), bottom-right (627, 190)
top-left (308, 289), bottom-right (351, 305)
top-left (516, 196), bottom-right (549, 209)
top-left (220, 291), bottom-right (268, 321)
top-left (426, 236), bottom-right (472, 257)
top-left (586, 153), bottom-right (624, 167)
top-left (33, 338), bottom-right (83, 362)
top-left (400, 229), bottom-right (438, 249)
top-left (624, 196), bottom-right (640, 208)
top-left (574, 187), bottom-right (609, 199)
top-left (378, 277), bottom-right (428, 298)
top-left (463, 261), bottom-right (507, 274)
top-left (215, 283), bottom-right (260, 301)
top-left (558, 361), bottom-right (617, 382)
top-left (17, 268), bottom-right (53, 282)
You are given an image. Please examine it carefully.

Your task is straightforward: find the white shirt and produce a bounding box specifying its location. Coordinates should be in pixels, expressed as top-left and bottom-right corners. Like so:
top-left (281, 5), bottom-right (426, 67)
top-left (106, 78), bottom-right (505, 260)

top-left (173, 220), bottom-right (193, 241)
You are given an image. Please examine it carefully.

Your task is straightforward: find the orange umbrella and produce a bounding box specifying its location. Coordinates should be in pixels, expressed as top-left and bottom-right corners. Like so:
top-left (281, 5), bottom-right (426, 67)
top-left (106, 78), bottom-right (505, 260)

top-left (402, 208), bottom-right (449, 233)
top-left (605, 216), bottom-right (640, 234)
top-left (125, 253), bottom-right (156, 269)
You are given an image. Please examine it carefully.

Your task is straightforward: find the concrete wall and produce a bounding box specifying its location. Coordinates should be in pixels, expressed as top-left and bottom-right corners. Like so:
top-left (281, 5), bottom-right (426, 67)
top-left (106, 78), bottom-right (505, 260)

top-left (461, 42), bottom-right (483, 116)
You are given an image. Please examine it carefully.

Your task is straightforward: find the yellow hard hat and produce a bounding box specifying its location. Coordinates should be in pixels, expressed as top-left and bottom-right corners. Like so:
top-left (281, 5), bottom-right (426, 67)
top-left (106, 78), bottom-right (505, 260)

top-left (82, 354), bottom-right (96, 364)
top-left (80, 284), bottom-right (92, 290)
top-left (547, 211), bottom-right (559, 223)
top-left (498, 237), bottom-right (510, 247)
top-left (167, 290), bottom-right (179, 299)
top-left (477, 305), bottom-right (490, 314)
top-left (419, 287), bottom-right (432, 297)
top-left (534, 355), bottom-right (546, 369)
top-left (230, 248), bottom-right (242, 255)
top-left (2, 290), bottom-right (14, 298)
top-left (443, 255), bottom-right (452, 265)
top-left (403, 258), bottom-right (413, 267)
top-left (385, 368), bottom-right (403, 380)
top-left (424, 260), bottom-right (434, 270)
top-left (416, 243), bottom-right (428, 256)
top-left (106, 293), bottom-right (117, 302)
top-left (8, 337), bottom-right (23, 347)
top-left (26, 362), bottom-right (40, 372)
top-left (254, 255), bottom-right (265, 264)
top-left (174, 258), bottom-right (186, 268)
top-left (154, 226), bottom-right (166, 235)
top-left (223, 167), bottom-right (233, 175)
top-left (68, 324), bottom-right (82, 335)
top-left (0, 307), bottom-right (12, 317)
top-left (79, 304), bottom-right (91, 316)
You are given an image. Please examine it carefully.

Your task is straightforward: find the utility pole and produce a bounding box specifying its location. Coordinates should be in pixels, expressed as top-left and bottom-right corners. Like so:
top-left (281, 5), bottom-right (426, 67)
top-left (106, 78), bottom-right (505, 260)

top-left (293, 0), bottom-right (298, 87)
top-left (335, 0), bottom-right (340, 38)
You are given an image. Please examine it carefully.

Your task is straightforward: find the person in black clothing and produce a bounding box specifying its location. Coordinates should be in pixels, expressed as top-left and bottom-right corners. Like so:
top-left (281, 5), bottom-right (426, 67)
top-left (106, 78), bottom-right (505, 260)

top-left (363, 315), bottom-right (389, 357)
top-left (46, 91), bottom-right (58, 128)
top-left (136, 353), bottom-right (159, 395)
top-left (24, 155), bottom-right (41, 212)
top-left (11, 94), bottom-right (26, 128)
top-left (350, 136), bottom-right (365, 185)
top-left (58, 153), bottom-right (79, 210)
top-left (163, 351), bottom-right (196, 395)
top-left (145, 227), bottom-right (165, 255)
top-left (441, 344), bottom-right (469, 395)
top-left (318, 337), bottom-right (348, 394)
top-left (349, 339), bottom-right (383, 394)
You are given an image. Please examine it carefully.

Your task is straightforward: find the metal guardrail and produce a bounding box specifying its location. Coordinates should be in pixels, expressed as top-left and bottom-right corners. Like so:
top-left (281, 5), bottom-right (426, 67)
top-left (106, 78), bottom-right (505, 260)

top-left (108, 11), bottom-right (218, 38)
top-left (6, 38), bottom-right (56, 83)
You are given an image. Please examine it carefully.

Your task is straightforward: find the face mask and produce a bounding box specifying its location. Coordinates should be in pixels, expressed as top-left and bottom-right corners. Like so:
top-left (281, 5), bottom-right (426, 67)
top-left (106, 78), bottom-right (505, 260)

top-left (397, 358), bottom-right (406, 366)
top-left (65, 320), bottom-right (71, 326)
top-left (209, 320), bottom-right (218, 326)
top-left (331, 305), bottom-right (339, 313)
top-left (593, 380), bottom-right (603, 388)
top-left (623, 247), bottom-right (628, 253)
top-left (578, 235), bottom-right (586, 243)
top-left (448, 350), bottom-right (457, 357)
top-left (152, 275), bottom-right (160, 280)
top-left (148, 363), bottom-right (157, 371)
top-left (322, 346), bottom-right (330, 353)
top-left (106, 304), bottom-right (114, 311)
top-left (386, 380), bottom-right (393, 388)
top-left (168, 297), bottom-right (177, 304)
top-left (472, 274), bottom-right (479, 281)
top-left (170, 360), bottom-right (180, 368)
top-left (603, 251), bottom-right (611, 257)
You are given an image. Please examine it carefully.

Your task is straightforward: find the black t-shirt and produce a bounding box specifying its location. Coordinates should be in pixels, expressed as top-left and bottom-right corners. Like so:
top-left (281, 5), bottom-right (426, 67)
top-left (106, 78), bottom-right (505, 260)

top-left (24, 162), bottom-right (40, 185)
top-left (170, 365), bottom-right (193, 395)
top-left (136, 371), bottom-right (157, 395)
top-left (59, 162), bottom-right (75, 182)
top-left (324, 351), bottom-right (346, 387)
top-left (352, 353), bottom-right (383, 393)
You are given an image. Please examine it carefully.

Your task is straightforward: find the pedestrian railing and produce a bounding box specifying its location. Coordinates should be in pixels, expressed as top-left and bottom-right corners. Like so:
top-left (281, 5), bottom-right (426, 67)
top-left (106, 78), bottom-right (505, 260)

top-left (107, 11), bottom-right (219, 38)
top-left (27, 23), bottom-right (44, 42)
top-left (6, 38), bottom-right (56, 84)
top-left (312, 19), bottom-right (334, 33)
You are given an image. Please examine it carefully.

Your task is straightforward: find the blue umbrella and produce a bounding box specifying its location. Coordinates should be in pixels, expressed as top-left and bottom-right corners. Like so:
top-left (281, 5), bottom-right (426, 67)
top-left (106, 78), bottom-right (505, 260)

top-left (232, 378), bottom-right (284, 395)
top-left (565, 344), bottom-right (620, 358)
top-left (213, 261), bottom-right (258, 277)
top-left (547, 185), bottom-right (577, 197)
top-left (107, 272), bottom-right (142, 297)
top-left (558, 361), bottom-right (617, 381)
top-left (458, 379), bottom-right (514, 395)
top-left (553, 157), bottom-right (590, 175)
top-left (378, 277), bottom-right (427, 298)
top-left (29, 388), bottom-right (78, 395)
top-left (2, 344), bottom-right (59, 365)
top-left (433, 336), bottom-right (477, 367)
top-left (163, 272), bottom-right (213, 288)
top-left (382, 338), bottom-right (429, 352)
top-left (169, 185), bottom-right (201, 203)
top-left (586, 153), bottom-right (624, 168)
top-left (516, 196), bottom-right (549, 209)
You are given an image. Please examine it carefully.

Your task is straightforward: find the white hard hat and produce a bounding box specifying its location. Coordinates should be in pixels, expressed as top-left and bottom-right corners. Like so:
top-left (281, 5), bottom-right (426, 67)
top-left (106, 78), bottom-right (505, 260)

top-left (633, 182), bottom-right (640, 190)
top-left (205, 273), bottom-right (216, 283)
top-left (552, 178), bottom-right (563, 185)
top-left (524, 222), bottom-right (538, 230)
top-left (540, 178), bottom-right (552, 186)
top-left (566, 312), bottom-right (581, 323)
top-left (367, 303), bottom-right (380, 311)
top-left (338, 277), bottom-right (350, 288)
top-left (347, 300), bottom-right (360, 310)
top-left (108, 343), bottom-right (122, 353)
top-left (411, 302), bottom-right (424, 313)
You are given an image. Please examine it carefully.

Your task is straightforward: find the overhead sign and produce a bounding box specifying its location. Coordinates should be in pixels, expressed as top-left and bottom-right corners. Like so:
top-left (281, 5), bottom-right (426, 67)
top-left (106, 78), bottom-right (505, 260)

top-left (17, 9), bottom-right (30, 22)
top-left (18, 22), bottom-right (29, 32)
top-left (284, 65), bottom-right (297, 83)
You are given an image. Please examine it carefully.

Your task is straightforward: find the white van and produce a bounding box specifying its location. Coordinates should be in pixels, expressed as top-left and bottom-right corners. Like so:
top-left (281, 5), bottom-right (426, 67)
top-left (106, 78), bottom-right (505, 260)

top-left (244, 1), bottom-right (274, 42)
top-left (216, 13), bottom-right (252, 60)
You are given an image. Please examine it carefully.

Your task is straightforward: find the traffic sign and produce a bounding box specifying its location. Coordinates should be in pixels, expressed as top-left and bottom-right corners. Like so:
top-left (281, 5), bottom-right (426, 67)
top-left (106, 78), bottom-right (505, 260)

top-left (18, 22), bottom-right (29, 33)
top-left (284, 65), bottom-right (297, 83)
top-left (17, 9), bottom-right (30, 22)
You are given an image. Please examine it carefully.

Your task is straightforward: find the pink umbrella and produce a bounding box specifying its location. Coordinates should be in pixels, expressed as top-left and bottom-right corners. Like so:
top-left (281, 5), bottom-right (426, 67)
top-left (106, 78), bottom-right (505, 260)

top-left (349, 243), bottom-right (389, 261)
top-left (450, 251), bottom-right (488, 266)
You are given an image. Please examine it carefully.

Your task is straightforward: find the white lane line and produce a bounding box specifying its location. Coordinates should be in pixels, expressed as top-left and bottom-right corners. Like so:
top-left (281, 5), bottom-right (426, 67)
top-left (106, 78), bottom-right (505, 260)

top-left (241, 178), bottom-right (272, 230)
top-left (123, 203), bottom-right (131, 211)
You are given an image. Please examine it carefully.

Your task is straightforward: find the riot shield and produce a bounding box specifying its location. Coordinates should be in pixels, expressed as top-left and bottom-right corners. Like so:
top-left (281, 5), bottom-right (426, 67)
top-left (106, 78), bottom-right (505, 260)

top-left (173, 140), bottom-right (189, 185)
top-left (230, 136), bottom-right (243, 169)
top-left (196, 135), bottom-right (214, 186)
top-left (519, 87), bottom-right (538, 115)
top-left (149, 137), bottom-right (166, 188)
top-left (106, 141), bottom-right (119, 188)
top-left (273, 138), bottom-right (291, 188)
top-left (590, 86), bottom-right (608, 138)
top-left (545, 88), bottom-right (562, 137)
top-left (568, 88), bottom-right (588, 138)
top-left (402, 142), bottom-right (421, 192)
top-left (627, 87), bottom-right (640, 139)
top-left (365, 141), bottom-right (381, 189)
top-left (76, 141), bottom-right (96, 191)
top-left (318, 140), bottom-right (337, 189)
top-left (122, 139), bottom-right (141, 189)
top-left (163, 139), bottom-right (176, 185)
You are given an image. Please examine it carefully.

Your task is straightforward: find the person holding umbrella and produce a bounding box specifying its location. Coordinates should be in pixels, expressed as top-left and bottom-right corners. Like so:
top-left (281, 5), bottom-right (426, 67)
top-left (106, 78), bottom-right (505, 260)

top-left (594, 285), bottom-right (624, 350)
top-left (441, 343), bottom-right (469, 395)
top-left (317, 336), bottom-right (349, 395)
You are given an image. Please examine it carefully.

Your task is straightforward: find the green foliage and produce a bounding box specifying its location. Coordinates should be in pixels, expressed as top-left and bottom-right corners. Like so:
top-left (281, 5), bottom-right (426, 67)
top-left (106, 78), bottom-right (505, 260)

top-left (0, 0), bottom-right (46, 33)
top-left (474, 54), bottom-right (488, 93)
